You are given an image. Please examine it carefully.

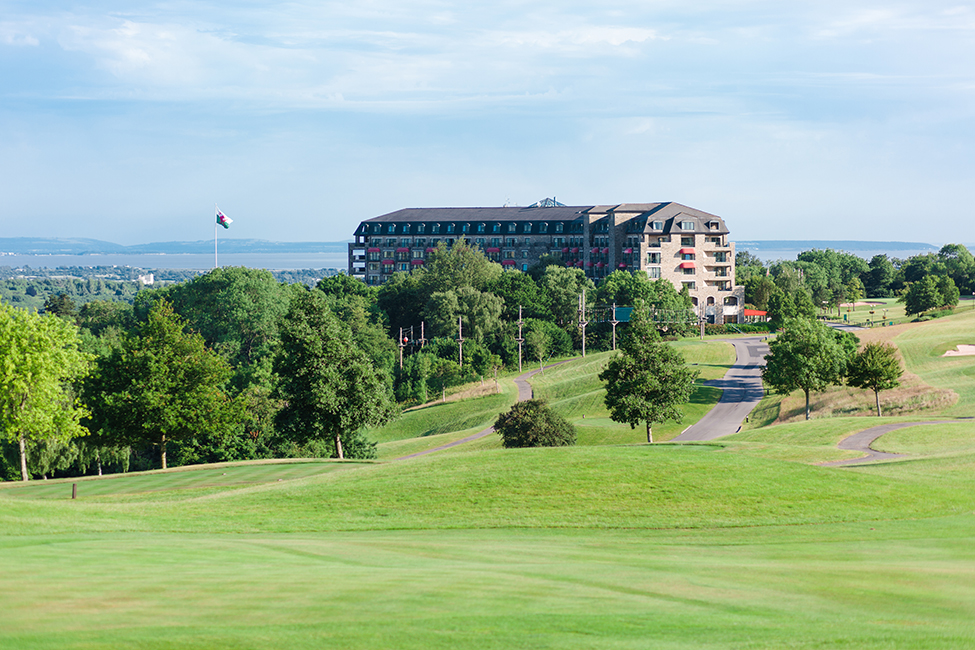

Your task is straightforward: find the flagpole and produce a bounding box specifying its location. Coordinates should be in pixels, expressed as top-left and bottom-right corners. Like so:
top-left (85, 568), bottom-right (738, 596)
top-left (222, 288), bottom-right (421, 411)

top-left (214, 204), bottom-right (218, 269)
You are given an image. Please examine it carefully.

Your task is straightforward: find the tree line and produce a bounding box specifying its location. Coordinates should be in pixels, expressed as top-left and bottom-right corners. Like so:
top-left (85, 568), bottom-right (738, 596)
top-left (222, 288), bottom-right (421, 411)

top-left (0, 243), bottom-right (696, 481)
top-left (737, 243), bottom-right (971, 321)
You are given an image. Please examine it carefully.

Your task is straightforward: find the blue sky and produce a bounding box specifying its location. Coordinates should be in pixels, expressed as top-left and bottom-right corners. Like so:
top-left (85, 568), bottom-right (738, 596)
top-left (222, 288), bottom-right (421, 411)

top-left (2, 1), bottom-right (973, 245)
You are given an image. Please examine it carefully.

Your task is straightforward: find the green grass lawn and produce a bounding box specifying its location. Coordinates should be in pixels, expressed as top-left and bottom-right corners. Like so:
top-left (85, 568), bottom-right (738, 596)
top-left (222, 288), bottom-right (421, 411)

top-left (3, 443), bottom-right (975, 649)
top-left (7, 326), bottom-right (975, 649)
top-left (895, 308), bottom-right (975, 417)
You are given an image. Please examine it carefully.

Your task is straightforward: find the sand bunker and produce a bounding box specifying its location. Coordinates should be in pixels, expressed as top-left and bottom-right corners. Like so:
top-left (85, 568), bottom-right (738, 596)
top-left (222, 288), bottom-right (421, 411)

top-left (841, 301), bottom-right (886, 308)
top-left (943, 345), bottom-right (975, 357)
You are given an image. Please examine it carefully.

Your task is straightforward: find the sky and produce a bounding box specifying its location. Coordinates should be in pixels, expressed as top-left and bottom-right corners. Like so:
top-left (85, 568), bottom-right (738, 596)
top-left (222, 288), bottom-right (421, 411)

top-left (1, 1), bottom-right (974, 245)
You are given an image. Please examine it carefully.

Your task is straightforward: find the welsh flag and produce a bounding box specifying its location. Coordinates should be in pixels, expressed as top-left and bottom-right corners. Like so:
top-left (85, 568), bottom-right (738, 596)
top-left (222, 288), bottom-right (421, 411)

top-left (216, 208), bottom-right (233, 229)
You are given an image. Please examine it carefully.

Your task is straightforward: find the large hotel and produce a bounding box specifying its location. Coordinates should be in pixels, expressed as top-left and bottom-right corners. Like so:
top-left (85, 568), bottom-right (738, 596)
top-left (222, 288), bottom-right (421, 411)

top-left (348, 200), bottom-right (746, 324)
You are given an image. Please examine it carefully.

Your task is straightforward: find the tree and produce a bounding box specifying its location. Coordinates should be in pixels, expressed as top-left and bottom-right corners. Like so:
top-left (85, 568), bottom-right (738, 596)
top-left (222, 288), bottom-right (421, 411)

top-left (43, 292), bottom-right (77, 319)
top-left (0, 304), bottom-right (92, 481)
top-left (903, 276), bottom-right (941, 316)
top-left (539, 266), bottom-right (595, 328)
top-left (494, 399), bottom-right (576, 448)
top-left (846, 343), bottom-right (903, 417)
top-left (423, 286), bottom-right (504, 342)
top-left (145, 267), bottom-right (291, 391)
top-left (761, 318), bottom-right (853, 420)
top-left (274, 289), bottom-right (396, 459)
top-left (487, 270), bottom-right (549, 321)
top-left (84, 300), bottom-right (239, 469)
top-left (936, 275), bottom-right (960, 309)
top-left (422, 239), bottom-right (502, 294)
top-left (744, 275), bottom-right (776, 310)
top-left (866, 254), bottom-right (896, 297)
top-left (845, 277), bottom-right (865, 310)
top-left (599, 310), bottom-right (698, 442)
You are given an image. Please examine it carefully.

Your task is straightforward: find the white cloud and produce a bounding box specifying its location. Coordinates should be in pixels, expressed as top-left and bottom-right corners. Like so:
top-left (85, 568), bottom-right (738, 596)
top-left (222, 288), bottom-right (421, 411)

top-left (0, 22), bottom-right (40, 46)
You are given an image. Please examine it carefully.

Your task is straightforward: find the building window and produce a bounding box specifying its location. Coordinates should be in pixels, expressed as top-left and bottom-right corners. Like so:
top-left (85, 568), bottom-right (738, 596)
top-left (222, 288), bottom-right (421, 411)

top-left (477, 223), bottom-right (485, 233)
top-left (399, 263), bottom-right (409, 272)
top-left (461, 223), bottom-right (469, 233)
top-left (417, 224), bottom-right (425, 234)
top-left (416, 238), bottom-right (426, 247)
top-left (524, 223), bottom-right (532, 232)
top-left (446, 223), bottom-right (455, 233)
top-left (508, 223), bottom-right (517, 232)
top-left (368, 252), bottom-right (380, 261)
top-left (651, 220), bottom-right (663, 230)
top-left (647, 252), bottom-right (660, 264)
top-left (368, 262), bottom-right (379, 271)
top-left (403, 224), bottom-right (410, 233)
top-left (401, 238), bottom-right (411, 247)
top-left (683, 267), bottom-right (695, 275)
top-left (432, 223), bottom-right (440, 234)
top-left (683, 281), bottom-right (696, 290)
top-left (493, 223), bottom-right (501, 233)
top-left (647, 267), bottom-right (660, 278)
top-left (504, 250), bottom-right (515, 259)
top-left (412, 250), bottom-right (424, 259)
top-left (475, 238), bottom-right (485, 246)
top-left (658, 236), bottom-right (670, 243)
top-left (681, 236), bottom-right (694, 246)
top-left (680, 221), bottom-right (695, 231)
top-left (522, 264), bottom-right (529, 271)
top-left (522, 250), bottom-right (529, 258)
top-left (555, 223), bottom-right (563, 233)
top-left (681, 253), bottom-right (695, 261)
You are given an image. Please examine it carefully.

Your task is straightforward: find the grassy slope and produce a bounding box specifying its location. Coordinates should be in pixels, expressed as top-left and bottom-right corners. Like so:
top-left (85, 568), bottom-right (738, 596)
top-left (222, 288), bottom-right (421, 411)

top-left (5, 332), bottom-right (975, 648)
top-left (2, 444), bottom-right (975, 649)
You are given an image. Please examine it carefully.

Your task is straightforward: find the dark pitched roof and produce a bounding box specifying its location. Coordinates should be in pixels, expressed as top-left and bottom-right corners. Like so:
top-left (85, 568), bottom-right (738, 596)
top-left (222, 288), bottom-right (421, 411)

top-left (364, 206), bottom-right (589, 223)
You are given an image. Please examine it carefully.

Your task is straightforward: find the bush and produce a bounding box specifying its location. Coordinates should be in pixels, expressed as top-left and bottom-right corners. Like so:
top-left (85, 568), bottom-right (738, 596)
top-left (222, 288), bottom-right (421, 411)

top-left (494, 399), bottom-right (576, 448)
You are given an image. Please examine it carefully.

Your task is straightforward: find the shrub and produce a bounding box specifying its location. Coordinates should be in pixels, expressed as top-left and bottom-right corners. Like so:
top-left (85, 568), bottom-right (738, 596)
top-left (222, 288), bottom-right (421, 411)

top-left (494, 399), bottom-right (576, 448)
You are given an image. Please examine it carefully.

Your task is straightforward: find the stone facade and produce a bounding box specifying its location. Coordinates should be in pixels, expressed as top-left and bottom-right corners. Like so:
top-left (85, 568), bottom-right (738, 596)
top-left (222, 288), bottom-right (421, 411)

top-left (348, 201), bottom-right (745, 323)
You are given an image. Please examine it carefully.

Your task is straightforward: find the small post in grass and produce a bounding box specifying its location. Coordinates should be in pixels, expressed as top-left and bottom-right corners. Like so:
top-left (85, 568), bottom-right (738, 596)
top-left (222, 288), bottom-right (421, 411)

top-left (71, 483), bottom-right (77, 500)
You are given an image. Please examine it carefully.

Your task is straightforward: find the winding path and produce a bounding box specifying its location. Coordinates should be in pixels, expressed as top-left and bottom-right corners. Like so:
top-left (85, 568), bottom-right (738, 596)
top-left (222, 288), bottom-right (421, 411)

top-left (673, 336), bottom-right (769, 441)
top-left (395, 360), bottom-right (570, 461)
top-left (821, 420), bottom-right (964, 466)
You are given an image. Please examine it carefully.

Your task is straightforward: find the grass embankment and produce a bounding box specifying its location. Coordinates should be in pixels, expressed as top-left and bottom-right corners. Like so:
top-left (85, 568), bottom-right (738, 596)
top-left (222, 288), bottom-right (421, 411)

top-left (3, 437), bottom-right (975, 648)
top-left (529, 342), bottom-right (734, 444)
top-left (748, 307), bottom-right (975, 424)
top-left (4, 329), bottom-right (975, 648)
top-left (367, 340), bottom-right (735, 455)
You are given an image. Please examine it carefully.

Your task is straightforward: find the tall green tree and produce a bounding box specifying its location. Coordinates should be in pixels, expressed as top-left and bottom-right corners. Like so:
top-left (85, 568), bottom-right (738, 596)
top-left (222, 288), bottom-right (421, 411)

top-left (0, 304), bottom-right (92, 481)
top-left (144, 267), bottom-right (291, 391)
top-left (762, 319), bottom-right (853, 420)
top-left (85, 300), bottom-right (239, 469)
top-left (599, 309), bottom-right (698, 442)
top-left (846, 342), bottom-right (903, 417)
top-left (274, 290), bottom-right (397, 460)
top-left (903, 276), bottom-right (941, 316)
top-left (539, 266), bottom-right (595, 329)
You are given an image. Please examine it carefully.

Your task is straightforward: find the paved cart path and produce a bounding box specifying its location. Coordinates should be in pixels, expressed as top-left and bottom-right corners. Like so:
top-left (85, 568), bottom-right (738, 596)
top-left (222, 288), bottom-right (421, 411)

top-left (821, 420), bottom-right (965, 466)
top-left (673, 336), bottom-right (769, 442)
top-left (396, 360), bottom-right (570, 460)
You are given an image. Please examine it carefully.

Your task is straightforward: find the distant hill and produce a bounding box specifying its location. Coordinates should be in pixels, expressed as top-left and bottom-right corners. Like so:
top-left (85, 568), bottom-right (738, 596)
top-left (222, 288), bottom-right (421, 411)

top-left (736, 240), bottom-right (939, 252)
top-left (0, 238), bottom-right (350, 255)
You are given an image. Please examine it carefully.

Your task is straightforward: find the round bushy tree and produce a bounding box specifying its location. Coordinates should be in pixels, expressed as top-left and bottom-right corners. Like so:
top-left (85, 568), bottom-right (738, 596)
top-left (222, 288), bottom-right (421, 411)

top-left (494, 399), bottom-right (576, 448)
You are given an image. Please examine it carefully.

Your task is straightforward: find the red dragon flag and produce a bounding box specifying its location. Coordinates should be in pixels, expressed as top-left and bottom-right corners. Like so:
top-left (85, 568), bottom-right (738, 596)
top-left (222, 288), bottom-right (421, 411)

top-left (216, 207), bottom-right (233, 229)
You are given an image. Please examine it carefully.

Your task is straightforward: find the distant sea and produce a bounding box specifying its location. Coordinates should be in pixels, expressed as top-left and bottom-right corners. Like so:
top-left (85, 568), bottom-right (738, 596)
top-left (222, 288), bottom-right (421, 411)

top-left (0, 252), bottom-right (348, 270)
top-left (737, 244), bottom-right (941, 263)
